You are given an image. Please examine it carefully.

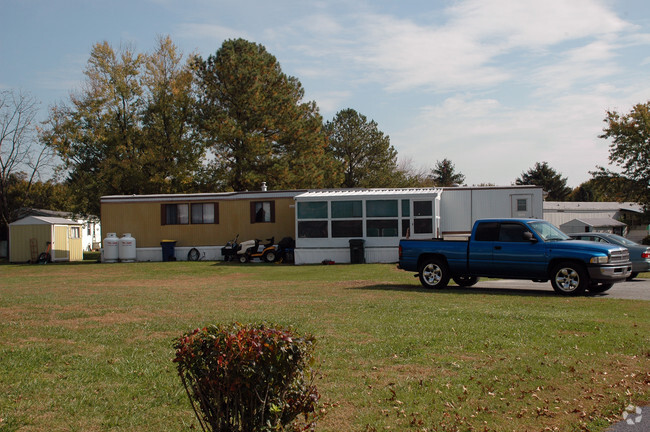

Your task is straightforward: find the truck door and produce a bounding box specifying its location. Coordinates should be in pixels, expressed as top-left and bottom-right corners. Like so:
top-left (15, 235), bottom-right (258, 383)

top-left (468, 222), bottom-right (499, 276)
top-left (491, 222), bottom-right (546, 278)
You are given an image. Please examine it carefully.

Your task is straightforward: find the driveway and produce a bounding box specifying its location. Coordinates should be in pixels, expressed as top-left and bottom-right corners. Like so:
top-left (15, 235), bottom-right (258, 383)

top-left (470, 278), bottom-right (650, 300)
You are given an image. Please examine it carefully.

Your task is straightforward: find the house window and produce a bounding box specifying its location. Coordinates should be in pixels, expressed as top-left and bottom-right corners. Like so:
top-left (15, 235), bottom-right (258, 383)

top-left (251, 201), bottom-right (275, 223)
top-left (517, 199), bottom-right (527, 212)
top-left (191, 203), bottom-right (218, 224)
top-left (70, 227), bottom-right (80, 239)
top-left (161, 204), bottom-right (189, 225)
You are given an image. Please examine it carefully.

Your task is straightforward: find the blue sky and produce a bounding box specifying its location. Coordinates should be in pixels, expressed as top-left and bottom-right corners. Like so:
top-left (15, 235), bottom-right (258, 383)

top-left (3, 0), bottom-right (650, 188)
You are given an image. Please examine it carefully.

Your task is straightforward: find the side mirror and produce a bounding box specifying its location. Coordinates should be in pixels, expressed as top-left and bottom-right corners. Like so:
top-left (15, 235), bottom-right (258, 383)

top-left (523, 232), bottom-right (537, 242)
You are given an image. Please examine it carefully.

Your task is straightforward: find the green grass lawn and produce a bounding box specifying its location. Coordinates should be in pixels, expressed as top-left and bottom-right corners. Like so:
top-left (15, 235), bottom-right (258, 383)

top-left (1, 262), bottom-right (648, 431)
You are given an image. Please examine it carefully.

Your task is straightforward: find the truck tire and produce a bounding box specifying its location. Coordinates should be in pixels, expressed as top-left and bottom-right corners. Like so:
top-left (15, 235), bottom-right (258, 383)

top-left (550, 262), bottom-right (588, 296)
top-left (588, 283), bottom-right (613, 293)
top-left (453, 276), bottom-right (479, 287)
top-left (419, 258), bottom-right (450, 289)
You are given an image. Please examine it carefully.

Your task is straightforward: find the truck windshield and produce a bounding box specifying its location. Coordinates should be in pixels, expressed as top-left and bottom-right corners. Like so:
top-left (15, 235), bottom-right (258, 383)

top-left (528, 221), bottom-right (570, 241)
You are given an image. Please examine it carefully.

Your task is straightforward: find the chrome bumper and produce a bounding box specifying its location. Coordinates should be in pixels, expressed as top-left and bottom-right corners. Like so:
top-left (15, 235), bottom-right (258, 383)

top-left (588, 264), bottom-right (632, 282)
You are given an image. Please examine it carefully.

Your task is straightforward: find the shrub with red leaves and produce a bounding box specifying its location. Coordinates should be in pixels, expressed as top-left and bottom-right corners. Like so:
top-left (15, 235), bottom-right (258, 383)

top-left (173, 323), bottom-right (319, 432)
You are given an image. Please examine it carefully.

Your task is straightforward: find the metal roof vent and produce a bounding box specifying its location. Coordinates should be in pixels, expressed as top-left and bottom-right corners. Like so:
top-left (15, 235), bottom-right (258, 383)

top-left (261, 182), bottom-right (268, 191)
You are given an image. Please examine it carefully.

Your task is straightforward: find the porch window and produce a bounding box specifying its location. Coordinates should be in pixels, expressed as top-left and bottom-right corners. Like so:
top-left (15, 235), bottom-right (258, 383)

top-left (298, 221), bottom-right (328, 238)
top-left (297, 201), bottom-right (328, 238)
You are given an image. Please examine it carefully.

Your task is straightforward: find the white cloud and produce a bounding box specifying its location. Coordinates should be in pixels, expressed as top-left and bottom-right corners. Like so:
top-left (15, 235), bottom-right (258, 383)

top-left (272, 0), bottom-right (636, 97)
top-left (448, 0), bottom-right (629, 49)
top-left (529, 40), bottom-right (622, 96)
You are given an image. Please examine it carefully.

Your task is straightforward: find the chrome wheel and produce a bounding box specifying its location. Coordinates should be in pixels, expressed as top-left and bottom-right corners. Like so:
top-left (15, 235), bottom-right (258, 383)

top-left (555, 267), bottom-right (579, 291)
top-left (423, 264), bottom-right (442, 285)
top-left (418, 258), bottom-right (450, 289)
top-left (550, 263), bottom-right (587, 296)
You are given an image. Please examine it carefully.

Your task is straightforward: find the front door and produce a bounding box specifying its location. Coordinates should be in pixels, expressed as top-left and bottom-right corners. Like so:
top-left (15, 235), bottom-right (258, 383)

top-left (52, 225), bottom-right (69, 261)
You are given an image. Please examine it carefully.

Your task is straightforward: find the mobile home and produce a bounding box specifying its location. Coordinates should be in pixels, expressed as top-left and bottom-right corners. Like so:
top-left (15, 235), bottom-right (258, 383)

top-left (99, 186), bottom-right (544, 264)
top-left (100, 191), bottom-right (301, 262)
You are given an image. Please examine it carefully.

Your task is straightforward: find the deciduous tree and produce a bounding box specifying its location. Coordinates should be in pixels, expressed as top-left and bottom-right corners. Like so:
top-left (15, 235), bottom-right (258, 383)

top-left (1, 90), bottom-right (56, 236)
top-left (594, 102), bottom-right (650, 208)
top-left (42, 38), bottom-right (202, 215)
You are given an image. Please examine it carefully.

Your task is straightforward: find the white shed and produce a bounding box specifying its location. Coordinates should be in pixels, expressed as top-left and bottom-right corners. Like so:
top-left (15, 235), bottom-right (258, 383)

top-left (559, 218), bottom-right (628, 235)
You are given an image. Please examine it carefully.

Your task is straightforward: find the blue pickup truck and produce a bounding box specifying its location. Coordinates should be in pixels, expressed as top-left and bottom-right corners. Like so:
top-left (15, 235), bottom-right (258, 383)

top-left (398, 218), bottom-right (632, 296)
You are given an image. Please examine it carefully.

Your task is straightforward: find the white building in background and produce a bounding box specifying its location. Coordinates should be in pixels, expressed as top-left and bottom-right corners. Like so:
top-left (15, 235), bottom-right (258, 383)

top-left (543, 202), bottom-right (646, 241)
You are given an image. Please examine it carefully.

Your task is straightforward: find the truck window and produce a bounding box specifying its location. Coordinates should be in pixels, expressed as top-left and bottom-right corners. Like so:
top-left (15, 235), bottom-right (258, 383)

top-left (475, 222), bottom-right (499, 241)
top-left (498, 223), bottom-right (530, 242)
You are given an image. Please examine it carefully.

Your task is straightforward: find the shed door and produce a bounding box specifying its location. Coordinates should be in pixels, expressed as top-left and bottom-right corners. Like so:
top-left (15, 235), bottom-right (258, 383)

top-left (511, 195), bottom-right (533, 218)
top-left (52, 225), bottom-right (69, 261)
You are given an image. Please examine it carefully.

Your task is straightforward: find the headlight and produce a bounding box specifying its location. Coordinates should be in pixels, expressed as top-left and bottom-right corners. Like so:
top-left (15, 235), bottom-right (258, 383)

top-left (590, 256), bottom-right (609, 264)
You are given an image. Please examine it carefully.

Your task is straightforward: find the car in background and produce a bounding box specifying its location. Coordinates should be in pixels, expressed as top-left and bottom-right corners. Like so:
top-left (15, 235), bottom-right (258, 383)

top-left (567, 232), bottom-right (650, 280)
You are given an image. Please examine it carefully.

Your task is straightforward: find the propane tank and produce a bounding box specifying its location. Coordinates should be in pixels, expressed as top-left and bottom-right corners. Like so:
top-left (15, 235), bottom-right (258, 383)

top-left (118, 233), bottom-right (136, 262)
top-left (103, 233), bottom-right (119, 263)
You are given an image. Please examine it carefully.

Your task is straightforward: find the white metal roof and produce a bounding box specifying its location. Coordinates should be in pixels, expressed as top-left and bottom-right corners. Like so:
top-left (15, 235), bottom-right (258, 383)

top-left (561, 217), bottom-right (627, 227)
top-left (10, 215), bottom-right (81, 226)
top-left (294, 188), bottom-right (443, 200)
top-left (544, 201), bottom-right (644, 213)
top-left (101, 190), bottom-right (305, 203)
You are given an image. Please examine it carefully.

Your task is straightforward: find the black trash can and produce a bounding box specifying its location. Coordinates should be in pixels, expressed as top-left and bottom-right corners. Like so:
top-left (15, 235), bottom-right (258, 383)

top-left (161, 240), bottom-right (177, 262)
top-left (349, 239), bottom-right (365, 264)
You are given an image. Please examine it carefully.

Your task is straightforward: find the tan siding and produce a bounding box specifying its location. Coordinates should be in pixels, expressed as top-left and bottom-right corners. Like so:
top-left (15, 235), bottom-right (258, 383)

top-left (9, 225), bottom-right (51, 263)
top-left (53, 225), bottom-right (69, 261)
top-left (101, 197), bottom-right (297, 248)
top-left (69, 238), bottom-right (83, 261)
